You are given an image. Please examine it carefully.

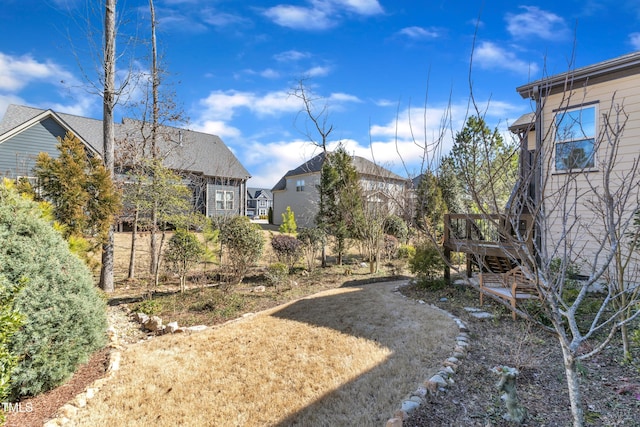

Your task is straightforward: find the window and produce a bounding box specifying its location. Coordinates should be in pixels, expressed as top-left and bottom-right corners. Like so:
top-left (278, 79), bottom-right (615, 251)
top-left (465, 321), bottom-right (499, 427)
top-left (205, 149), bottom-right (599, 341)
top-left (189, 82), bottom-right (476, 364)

top-left (259, 200), bottom-right (266, 207)
top-left (296, 179), bottom-right (305, 192)
top-left (555, 105), bottom-right (596, 171)
top-left (216, 190), bottom-right (234, 210)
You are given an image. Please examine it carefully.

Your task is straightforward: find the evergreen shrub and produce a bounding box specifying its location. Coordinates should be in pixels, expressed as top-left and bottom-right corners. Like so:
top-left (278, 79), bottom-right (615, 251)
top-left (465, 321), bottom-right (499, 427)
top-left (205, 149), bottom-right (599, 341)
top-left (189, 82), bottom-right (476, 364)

top-left (265, 262), bottom-right (289, 289)
top-left (409, 241), bottom-right (445, 282)
top-left (220, 216), bottom-right (264, 284)
top-left (0, 183), bottom-right (107, 398)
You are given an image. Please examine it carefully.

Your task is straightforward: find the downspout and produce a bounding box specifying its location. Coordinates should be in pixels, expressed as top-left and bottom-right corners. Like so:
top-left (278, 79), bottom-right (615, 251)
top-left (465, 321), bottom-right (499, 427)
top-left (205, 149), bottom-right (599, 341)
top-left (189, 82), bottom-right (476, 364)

top-left (533, 85), bottom-right (543, 267)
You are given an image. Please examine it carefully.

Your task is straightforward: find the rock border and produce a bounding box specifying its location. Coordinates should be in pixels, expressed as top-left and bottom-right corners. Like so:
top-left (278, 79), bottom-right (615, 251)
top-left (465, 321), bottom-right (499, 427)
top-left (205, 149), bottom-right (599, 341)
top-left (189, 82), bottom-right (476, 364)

top-left (385, 284), bottom-right (470, 427)
top-left (44, 282), bottom-right (471, 426)
top-left (43, 326), bottom-right (123, 427)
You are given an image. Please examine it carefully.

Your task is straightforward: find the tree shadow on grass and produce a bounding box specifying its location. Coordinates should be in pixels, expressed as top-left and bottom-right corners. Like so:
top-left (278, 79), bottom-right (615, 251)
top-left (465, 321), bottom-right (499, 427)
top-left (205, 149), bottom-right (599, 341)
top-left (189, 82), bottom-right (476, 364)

top-left (268, 279), bottom-right (456, 426)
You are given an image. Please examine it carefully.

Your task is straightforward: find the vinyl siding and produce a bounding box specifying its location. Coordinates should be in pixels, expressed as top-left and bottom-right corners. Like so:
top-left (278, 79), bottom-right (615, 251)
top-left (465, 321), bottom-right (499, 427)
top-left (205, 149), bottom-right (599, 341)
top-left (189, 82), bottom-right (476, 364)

top-left (207, 181), bottom-right (243, 216)
top-left (0, 118), bottom-right (64, 178)
top-left (272, 173), bottom-right (321, 228)
top-left (540, 73), bottom-right (640, 272)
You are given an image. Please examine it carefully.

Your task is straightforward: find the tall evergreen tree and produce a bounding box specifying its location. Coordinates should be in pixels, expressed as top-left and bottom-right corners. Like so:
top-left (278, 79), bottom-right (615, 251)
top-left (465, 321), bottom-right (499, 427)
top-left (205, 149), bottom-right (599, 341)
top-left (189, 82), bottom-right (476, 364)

top-left (436, 154), bottom-right (464, 214)
top-left (316, 147), bottom-right (363, 265)
top-left (451, 116), bottom-right (518, 213)
top-left (414, 170), bottom-right (446, 234)
top-left (34, 131), bottom-right (121, 242)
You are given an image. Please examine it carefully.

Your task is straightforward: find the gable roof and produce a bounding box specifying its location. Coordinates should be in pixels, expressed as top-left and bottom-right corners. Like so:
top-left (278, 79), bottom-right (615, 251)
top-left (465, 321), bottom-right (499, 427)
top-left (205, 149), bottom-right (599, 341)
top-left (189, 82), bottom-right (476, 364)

top-left (516, 51), bottom-right (640, 99)
top-left (247, 188), bottom-right (272, 199)
top-left (271, 151), bottom-right (406, 192)
top-left (0, 104), bottom-right (250, 180)
top-left (0, 105), bottom-right (103, 155)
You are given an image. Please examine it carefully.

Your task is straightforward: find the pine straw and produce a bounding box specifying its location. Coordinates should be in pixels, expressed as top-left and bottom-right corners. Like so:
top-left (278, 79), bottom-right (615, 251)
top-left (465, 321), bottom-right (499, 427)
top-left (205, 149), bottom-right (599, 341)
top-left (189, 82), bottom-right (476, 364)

top-left (72, 281), bottom-right (458, 426)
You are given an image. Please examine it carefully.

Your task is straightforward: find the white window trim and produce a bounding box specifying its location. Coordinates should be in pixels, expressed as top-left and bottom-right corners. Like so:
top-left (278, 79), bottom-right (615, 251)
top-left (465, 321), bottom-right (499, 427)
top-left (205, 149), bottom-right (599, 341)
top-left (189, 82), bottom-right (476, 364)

top-left (553, 103), bottom-right (598, 173)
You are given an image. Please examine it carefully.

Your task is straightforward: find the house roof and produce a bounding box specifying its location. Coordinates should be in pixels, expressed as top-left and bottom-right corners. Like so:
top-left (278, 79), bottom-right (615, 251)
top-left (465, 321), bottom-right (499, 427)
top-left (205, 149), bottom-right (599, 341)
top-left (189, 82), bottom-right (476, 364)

top-left (0, 105), bottom-right (103, 154)
top-left (271, 151), bottom-right (406, 192)
top-left (247, 188), bottom-right (272, 199)
top-left (516, 51), bottom-right (640, 99)
top-left (0, 104), bottom-right (250, 180)
top-left (508, 112), bottom-right (535, 134)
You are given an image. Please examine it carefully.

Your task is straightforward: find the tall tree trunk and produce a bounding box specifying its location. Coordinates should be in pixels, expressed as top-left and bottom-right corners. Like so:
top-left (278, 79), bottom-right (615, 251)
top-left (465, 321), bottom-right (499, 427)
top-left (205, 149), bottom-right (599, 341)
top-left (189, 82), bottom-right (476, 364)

top-left (150, 200), bottom-right (158, 275)
top-left (148, 0), bottom-right (160, 281)
top-left (99, 0), bottom-right (116, 293)
top-left (127, 208), bottom-right (139, 279)
top-left (560, 341), bottom-right (584, 427)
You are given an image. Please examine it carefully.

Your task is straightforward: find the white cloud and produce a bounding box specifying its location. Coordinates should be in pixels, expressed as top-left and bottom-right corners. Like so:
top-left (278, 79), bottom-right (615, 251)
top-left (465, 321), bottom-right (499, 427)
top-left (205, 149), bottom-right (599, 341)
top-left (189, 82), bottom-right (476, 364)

top-left (398, 26), bottom-right (440, 40)
top-left (0, 52), bottom-right (74, 92)
top-left (274, 50), bottom-right (311, 62)
top-left (335, 0), bottom-right (384, 15)
top-left (244, 139), bottom-right (322, 187)
top-left (263, 0), bottom-right (383, 30)
top-left (474, 41), bottom-right (539, 76)
top-left (505, 6), bottom-right (568, 40)
top-left (263, 5), bottom-right (333, 30)
top-left (304, 65), bottom-right (332, 77)
top-left (630, 33), bottom-right (640, 50)
top-left (374, 99), bottom-right (397, 107)
top-left (49, 95), bottom-right (96, 118)
top-left (197, 120), bottom-right (242, 140)
top-left (196, 88), bottom-right (361, 124)
top-left (261, 69), bottom-right (280, 79)
top-left (201, 9), bottom-right (249, 28)
top-left (328, 92), bottom-right (361, 103)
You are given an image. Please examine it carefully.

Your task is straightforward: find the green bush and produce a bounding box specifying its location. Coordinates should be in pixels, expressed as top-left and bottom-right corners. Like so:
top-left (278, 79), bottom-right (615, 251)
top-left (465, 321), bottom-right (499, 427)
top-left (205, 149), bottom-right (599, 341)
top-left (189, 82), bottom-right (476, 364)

top-left (297, 227), bottom-right (325, 271)
top-left (409, 241), bottom-right (445, 281)
top-left (0, 274), bottom-right (25, 422)
top-left (0, 183), bottom-right (107, 398)
top-left (383, 215), bottom-right (409, 242)
top-left (416, 277), bottom-right (448, 291)
top-left (265, 262), bottom-right (289, 289)
top-left (133, 298), bottom-right (164, 316)
top-left (220, 216), bottom-right (264, 284)
top-left (164, 229), bottom-right (205, 293)
top-left (397, 244), bottom-right (416, 260)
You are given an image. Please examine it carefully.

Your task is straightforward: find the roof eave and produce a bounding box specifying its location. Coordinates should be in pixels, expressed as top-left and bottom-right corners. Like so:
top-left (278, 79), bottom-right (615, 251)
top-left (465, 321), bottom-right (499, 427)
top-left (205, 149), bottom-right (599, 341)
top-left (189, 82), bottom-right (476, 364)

top-left (516, 51), bottom-right (640, 99)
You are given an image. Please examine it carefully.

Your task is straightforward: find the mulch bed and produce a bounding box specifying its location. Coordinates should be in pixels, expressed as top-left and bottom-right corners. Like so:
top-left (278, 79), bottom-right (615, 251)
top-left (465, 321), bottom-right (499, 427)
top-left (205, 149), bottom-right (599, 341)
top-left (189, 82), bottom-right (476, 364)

top-left (401, 282), bottom-right (640, 426)
top-left (4, 348), bottom-right (110, 427)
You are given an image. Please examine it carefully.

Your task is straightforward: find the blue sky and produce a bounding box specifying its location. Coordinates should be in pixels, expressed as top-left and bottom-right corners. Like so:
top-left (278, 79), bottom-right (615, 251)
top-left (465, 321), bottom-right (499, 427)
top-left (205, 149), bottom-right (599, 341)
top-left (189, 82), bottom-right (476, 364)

top-left (1, 0), bottom-right (639, 188)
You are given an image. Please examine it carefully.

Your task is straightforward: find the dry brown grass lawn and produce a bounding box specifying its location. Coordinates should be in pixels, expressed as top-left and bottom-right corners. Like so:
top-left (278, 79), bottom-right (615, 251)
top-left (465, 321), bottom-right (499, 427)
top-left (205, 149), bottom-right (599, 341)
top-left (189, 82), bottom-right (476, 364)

top-left (73, 281), bottom-right (458, 426)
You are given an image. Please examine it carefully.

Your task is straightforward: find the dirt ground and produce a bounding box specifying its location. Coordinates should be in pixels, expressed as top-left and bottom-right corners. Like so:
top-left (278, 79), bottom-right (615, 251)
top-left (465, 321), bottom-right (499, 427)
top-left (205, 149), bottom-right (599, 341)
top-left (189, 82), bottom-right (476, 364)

top-left (401, 282), bottom-right (640, 427)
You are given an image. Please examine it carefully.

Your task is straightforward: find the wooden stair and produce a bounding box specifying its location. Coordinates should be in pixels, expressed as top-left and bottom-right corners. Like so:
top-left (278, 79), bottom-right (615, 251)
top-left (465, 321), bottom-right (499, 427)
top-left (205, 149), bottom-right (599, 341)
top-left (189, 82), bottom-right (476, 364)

top-left (483, 255), bottom-right (515, 273)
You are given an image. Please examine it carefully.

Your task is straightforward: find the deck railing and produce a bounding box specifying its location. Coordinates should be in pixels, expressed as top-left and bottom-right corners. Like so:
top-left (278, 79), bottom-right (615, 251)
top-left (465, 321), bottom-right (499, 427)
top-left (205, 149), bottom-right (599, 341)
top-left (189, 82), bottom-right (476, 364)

top-left (443, 213), bottom-right (535, 279)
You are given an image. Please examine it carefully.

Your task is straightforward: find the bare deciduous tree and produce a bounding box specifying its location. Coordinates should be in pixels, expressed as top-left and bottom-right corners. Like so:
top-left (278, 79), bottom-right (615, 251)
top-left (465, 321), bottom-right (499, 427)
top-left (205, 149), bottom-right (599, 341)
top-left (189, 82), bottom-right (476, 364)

top-left (290, 79), bottom-right (334, 267)
top-left (417, 56), bottom-right (640, 426)
top-left (99, 0), bottom-right (117, 293)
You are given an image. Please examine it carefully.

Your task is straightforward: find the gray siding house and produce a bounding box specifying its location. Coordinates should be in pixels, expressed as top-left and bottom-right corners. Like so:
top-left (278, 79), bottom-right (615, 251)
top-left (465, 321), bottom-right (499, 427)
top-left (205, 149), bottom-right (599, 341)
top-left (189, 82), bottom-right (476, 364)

top-left (271, 152), bottom-right (409, 227)
top-left (246, 188), bottom-right (273, 218)
top-left (0, 104), bottom-right (250, 218)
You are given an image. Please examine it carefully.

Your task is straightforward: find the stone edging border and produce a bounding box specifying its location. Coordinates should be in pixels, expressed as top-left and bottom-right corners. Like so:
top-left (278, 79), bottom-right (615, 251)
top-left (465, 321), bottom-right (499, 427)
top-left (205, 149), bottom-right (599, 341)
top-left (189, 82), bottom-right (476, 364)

top-left (385, 284), bottom-right (470, 427)
top-left (43, 327), bottom-right (123, 427)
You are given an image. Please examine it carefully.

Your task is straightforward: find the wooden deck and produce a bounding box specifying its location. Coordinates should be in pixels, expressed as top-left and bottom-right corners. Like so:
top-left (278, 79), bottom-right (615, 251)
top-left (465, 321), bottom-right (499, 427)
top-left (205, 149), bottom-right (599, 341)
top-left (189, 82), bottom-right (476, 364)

top-left (443, 213), bottom-right (535, 279)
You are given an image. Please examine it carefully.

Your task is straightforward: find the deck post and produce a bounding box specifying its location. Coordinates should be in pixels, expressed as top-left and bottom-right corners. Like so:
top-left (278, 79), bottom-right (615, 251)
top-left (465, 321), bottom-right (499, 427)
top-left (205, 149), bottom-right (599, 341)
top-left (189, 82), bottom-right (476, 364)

top-left (443, 214), bottom-right (451, 283)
